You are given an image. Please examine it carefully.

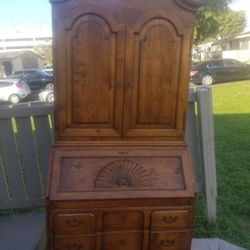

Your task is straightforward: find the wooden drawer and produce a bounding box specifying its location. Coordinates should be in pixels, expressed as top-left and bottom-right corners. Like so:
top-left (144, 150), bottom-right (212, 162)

top-left (103, 211), bottom-right (144, 231)
top-left (151, 210), bottom-right (190, 230)
top-left (150, 231), bottom-right (191, 250)
top-left (103, 232), bottom-right (143, 250)
top-left (54, 235), bottom-right (95, 250)
top-left (53, 213), bottom-right (95, 235)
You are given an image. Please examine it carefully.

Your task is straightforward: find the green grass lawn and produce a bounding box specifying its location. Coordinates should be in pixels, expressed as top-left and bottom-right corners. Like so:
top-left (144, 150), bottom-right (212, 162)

top-left (193, 80), bottom-right (250, 249)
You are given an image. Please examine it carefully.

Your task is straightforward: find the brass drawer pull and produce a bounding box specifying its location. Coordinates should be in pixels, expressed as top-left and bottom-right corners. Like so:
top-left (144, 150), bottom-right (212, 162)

top-left (162, 215), bottom-right (178, 224)
top-left (66, 218), bottom-right (84, 227)
top-left (66, 243), bottom-right (83, 250)
top-left (159, 239), bottom-right (175, 247)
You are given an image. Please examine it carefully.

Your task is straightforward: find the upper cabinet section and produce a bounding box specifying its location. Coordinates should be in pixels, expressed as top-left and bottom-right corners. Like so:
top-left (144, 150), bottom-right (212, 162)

top-left (51, 0), bottom-right (200, 141)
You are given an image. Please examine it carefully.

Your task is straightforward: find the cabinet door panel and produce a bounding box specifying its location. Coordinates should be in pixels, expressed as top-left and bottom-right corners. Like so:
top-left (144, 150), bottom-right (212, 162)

top-left (124, 16), bottom-right (186, 138)
top-left (135, 24), bottom-right (177, 126)
top-left (72, 21), bottom-right (113, 125)
top-left (56, 13), bottom-right (125, 139)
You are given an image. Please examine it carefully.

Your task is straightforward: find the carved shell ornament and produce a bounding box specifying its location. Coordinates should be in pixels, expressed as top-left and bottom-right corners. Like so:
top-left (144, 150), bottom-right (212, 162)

top-left (95, 159), bottom-right (152, 188)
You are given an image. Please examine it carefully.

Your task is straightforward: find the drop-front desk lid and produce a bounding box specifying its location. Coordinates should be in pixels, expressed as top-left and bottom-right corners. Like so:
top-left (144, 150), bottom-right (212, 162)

top-left (47, 145), bottom-right (194, 201)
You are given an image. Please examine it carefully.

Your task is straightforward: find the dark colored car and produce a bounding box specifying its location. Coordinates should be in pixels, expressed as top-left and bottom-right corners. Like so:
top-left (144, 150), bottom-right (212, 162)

top-left (9, 69), bottom-right (53, 92)
top-left (190, 59), bottom-right (250, 85)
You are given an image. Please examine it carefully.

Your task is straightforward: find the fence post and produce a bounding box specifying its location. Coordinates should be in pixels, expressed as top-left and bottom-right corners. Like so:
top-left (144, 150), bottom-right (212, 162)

top-left (197, 86), bottom-right (217, 224)
top-left (186, 88), bottom-right (202, 193)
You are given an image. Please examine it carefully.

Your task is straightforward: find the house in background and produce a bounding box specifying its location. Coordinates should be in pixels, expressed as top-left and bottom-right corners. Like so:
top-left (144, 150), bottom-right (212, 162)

top-left (0, 51), bottom-right (44, 78)
top-left (192, 32), bottom-right (250, 63)
top-left (212, 31), bottom-right (250, 63)
top-left (0, 35), bottom-right (52, 78)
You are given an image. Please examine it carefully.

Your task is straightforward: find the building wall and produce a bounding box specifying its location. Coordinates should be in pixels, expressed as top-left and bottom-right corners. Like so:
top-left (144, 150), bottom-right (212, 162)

top-left (223, 49), bottom-right (250, 63)
top-left (0, 36), bottom-right (52, 52)
top-left (12, 57), bottom-right (23, 72)
top-left (0, 52), bottom-right (45, 77)
top-left (0, 58), bottom-right (23, 77)
top-left (0, 62), bottom-right (4, 78)
top-left (239, 39), bottom-right (249, 49)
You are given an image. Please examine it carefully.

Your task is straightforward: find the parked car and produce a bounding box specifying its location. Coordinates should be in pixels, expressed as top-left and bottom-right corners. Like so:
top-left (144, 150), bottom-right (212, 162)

top-left (190, 59), bottom-right (250, 85)
top-left (8, 69), bottom-right (53, 92)
top-left (0, 79), bottom-right (31, 104)
top-left (39, 90), bottom-right (54, 103)
top-left (42, 68), bottom-right (53, 76)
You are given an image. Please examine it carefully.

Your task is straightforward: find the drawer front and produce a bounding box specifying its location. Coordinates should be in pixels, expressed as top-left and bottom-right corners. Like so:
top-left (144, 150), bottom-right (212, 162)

top-left (103, 211), bottom-right (144, 231)
top-left (54, 235), bottom-right (95, 250)
top-left (151, 210), bottom-right (190, 230)
top-left (150, 231), bottom-right (190, 250)
top-left (53, 213), bottom-right (95, 235)
top-left (103, 232), bottom-right (143, 250)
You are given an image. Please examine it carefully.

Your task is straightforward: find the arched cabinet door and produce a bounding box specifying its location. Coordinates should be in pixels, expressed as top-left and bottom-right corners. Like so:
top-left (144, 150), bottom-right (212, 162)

top-left (123, 12), bottom-right (190, 139)
top-left (56, 12), bottom-right (125, 139)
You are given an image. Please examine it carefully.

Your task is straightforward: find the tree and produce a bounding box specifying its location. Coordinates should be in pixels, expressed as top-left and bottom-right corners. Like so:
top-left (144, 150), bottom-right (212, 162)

top-left (194, 10), bottom-right (220, 44)
top-left (193, 0), bottom-right (246, 44)
top-left (33, 42), bottom-right (53, 68)
top-left (217, 10), bottom-right (246, 39)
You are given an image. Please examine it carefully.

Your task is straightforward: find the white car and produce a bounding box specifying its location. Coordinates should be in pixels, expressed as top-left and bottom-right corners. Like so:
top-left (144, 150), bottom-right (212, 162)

top-left (0, 79), bottom-right (31, 104)
top-left (39, 90), bottom-right (54, 103)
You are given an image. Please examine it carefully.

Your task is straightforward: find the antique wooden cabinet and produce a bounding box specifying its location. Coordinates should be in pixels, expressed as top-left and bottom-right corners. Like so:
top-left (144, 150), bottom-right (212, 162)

top-left (47, 0), bottom-right (200, 249)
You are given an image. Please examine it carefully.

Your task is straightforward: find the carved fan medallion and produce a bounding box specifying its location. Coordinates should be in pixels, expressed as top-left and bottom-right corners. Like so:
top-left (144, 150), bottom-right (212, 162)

top-left (95, 159), bottom-right (152, 189)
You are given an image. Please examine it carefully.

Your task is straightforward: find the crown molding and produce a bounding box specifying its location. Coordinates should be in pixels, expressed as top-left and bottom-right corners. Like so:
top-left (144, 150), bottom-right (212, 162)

top-left (50, 0), bottom-right (71, 4)
top-left (174, 0), bottom-right (202, 12)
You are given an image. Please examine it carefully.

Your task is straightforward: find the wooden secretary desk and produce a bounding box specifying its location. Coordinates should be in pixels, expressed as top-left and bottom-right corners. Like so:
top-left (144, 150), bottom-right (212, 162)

top-left (46, 0), bottom-right (200, 249)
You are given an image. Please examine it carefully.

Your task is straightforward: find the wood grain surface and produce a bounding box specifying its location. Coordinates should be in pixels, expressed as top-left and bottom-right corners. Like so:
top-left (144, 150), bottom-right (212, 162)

top-left (47, 0), bottom-right (199, 249)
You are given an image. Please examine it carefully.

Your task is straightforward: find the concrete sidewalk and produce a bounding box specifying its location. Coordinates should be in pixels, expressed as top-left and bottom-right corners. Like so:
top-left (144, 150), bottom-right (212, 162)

top-left (0, 212), bottom-right (45, 250)
top-left (192, 239), bottom-right (246, 250)
top-left (0, 213), bottom-right (247, 250)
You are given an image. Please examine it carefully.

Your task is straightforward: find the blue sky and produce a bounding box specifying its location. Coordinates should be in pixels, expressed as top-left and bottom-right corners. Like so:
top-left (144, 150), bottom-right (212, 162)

top-left (0, 0), bottom-right (52, 37)
top-left (0, 0), bottom-right (249, 37)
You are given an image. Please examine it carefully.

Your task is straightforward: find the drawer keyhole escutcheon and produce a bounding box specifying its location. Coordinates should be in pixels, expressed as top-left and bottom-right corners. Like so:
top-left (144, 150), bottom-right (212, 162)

top-left (120, 215), bottom-right (127, 223)
top-left (163, 215), bottom-right (178, 224)
top-left (119, 239), bottom-right (127, 247)
top-left (66, 218), bottom-right (84, 227)
top-left (124, 81), bottom-right (132, 89)
top-left (159, 239), bottom-right (175, 247)
top-left (66, 243), bottom-right (84, 250)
